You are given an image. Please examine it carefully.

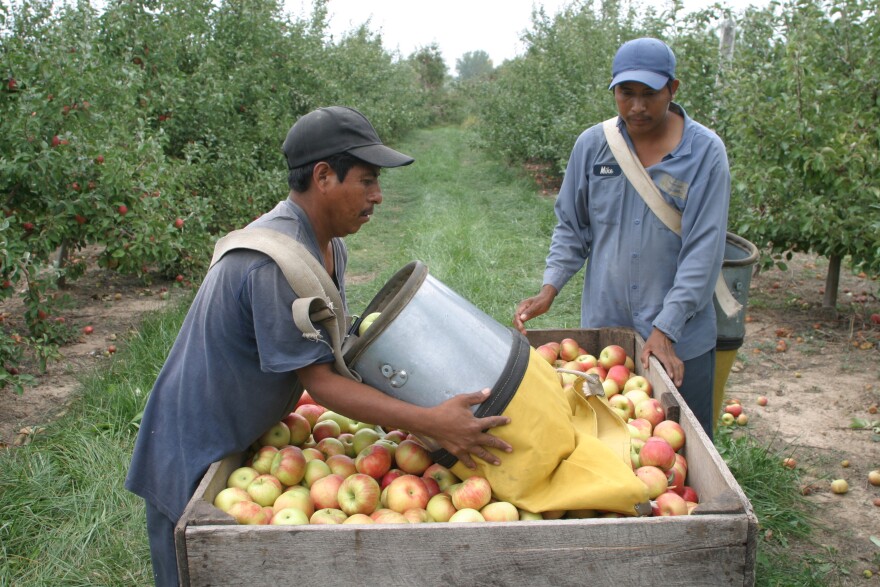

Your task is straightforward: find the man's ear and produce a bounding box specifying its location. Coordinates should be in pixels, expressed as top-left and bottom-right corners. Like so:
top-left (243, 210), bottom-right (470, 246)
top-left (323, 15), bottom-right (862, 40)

top-left (669, 79), bottom-right (681, 99)
top-left (313, 162), bottom-right (333, 189)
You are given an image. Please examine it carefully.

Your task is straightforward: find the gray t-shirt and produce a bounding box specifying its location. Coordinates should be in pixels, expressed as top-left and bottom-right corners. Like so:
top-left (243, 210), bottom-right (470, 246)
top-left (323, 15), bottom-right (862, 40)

top-left (125, 199), bottom-right (346, 521)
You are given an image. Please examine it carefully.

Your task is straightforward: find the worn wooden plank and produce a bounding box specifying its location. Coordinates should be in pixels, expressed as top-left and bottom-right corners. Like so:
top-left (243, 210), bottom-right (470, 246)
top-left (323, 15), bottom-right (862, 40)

top-left (185, 515), bottom-right (751, 587)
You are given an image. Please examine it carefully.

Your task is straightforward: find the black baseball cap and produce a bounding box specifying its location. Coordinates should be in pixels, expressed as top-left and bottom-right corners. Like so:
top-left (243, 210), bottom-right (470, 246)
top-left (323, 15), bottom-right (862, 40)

top-left (282, 106), bottom-right (414, 169)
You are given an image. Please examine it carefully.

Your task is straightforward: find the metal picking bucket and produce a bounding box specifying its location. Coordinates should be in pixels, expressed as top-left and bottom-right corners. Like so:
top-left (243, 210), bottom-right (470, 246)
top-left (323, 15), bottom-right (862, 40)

top-left (714, 232), bottom-right (759, 350)
top-left (343, 261), bottom-right (529, 418)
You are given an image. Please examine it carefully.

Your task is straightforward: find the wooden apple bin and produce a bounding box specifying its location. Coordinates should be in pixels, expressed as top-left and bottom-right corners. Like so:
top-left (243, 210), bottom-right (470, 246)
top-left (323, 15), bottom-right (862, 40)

top-left (175, 328), bottom-right (757, 586)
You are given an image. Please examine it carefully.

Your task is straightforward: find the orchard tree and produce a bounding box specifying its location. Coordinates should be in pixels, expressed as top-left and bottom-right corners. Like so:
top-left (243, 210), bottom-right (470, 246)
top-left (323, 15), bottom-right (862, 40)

top-left (717, 0), bottom-right (880, 309)
top-left (456, 50), bottom-right (494, 81)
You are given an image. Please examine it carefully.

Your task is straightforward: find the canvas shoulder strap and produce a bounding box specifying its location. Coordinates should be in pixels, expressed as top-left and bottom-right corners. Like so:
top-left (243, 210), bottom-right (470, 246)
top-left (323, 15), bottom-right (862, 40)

top-left (602, 117), bottom-right (741, 319)
top-left (210, 227), bottom-right (360, 381)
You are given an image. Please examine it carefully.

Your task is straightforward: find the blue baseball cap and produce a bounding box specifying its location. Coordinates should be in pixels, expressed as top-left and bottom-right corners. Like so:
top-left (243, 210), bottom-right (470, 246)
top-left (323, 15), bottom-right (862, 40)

top-left (609, 38), bottom-right (676, 90)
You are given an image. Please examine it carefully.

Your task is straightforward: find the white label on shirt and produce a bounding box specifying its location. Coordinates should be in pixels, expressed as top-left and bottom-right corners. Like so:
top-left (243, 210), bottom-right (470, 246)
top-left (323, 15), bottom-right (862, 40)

top-left (658, 173), bottom-right (689, 201)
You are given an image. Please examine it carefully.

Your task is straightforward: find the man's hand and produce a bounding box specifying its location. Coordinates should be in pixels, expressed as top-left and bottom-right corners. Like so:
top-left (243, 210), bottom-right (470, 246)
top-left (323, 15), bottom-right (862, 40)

top-left (423, 389), bottom-right (513, 470)
top-left (513, 285), bottom-right (558, 335)
top-left (641, 327), bottom-right (684, 387)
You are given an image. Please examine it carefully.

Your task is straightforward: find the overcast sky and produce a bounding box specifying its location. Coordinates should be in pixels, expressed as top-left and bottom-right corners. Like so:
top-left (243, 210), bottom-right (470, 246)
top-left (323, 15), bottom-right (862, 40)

top-left (284, 0), bottom-right (767, 71)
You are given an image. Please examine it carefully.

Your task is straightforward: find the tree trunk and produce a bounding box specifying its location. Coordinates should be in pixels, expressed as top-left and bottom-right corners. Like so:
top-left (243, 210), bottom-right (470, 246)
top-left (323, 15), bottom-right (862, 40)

top-left (822, 253), bottom-right (841, 312)
top-left (55, 239), bottom-right (68, 289)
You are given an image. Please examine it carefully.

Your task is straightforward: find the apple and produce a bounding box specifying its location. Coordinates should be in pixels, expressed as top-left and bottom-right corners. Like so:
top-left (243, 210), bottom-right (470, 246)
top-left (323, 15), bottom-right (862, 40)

top-left (270, 507), bottom-right (310, 525)
top-left (423, 463), bottom-right (458, 492)
top-left (118, 204), bottom-right (128, 216)
top-left (622, 375), bottom-right (652, 396)
top-left (601, 378), bottom-right (619, 397)
top-left (311, 419), bottom-right (341, 443)
top-left (213, 487), bottom-right (251, 513)
top-left (294, 403), bottom-right (326, 428)
top-left (295, 390), bottom-right (317, 409)
top-left (724, 403), bottom-right (743, 418)
top-left (672, 453), bottom-right (688, 480)
top-left (246, 474), bottom-right (283, 507)
top-left (782, 457), bottom-right (797, 469)
top-left (630, 438), bottom-right (645, 469)
top-left (227, 466), bottom-right (260, 490)
top-left (269, 446), bottom-right (307, 486)
top-left (480, 501), bottom-right (519, 522)
top-left (310, 508), bottom-right (347, 524)
top-left (385, 474), bottom-right (430, 513)
top-left (535, 344), bottom-right (558, 364)
top-left (720, 412), bottom-right (736, 427)
top-left (448, 508), bottom-right (485, 523)
top-left (342, 513), bottom-right (376, 524)
top-left (562, 360), bottom-right (587, 372)
top-left (574, 354), bottom-right (598, 371)
top-left (302, 459), bottom-right (331, 488)
top-left (421, 475), bottom-right (441, 498)
top-left (830, 479), bottom-right (849, 494)
top-left (869, 470), bottom-right (880, 486)
top-left (403, 508), bottom-right (431, 523)
top-left (393, 439), bottom-right (433, 475)
top-left (559, 338), bottom-right (581, 362)
top-left (736, 413), bottom-right (749, 426)
top-left (370, 509), bottom-right (410, 524)
top-left (627, 418), bottom-right (653, 441)
top-left (282, 412), bottom-right (311, 446)
top-left (424, 494), bottom-right (457, 522)
top-left (356, 443), bottom-right (394, 479)
top-left (228, 499), bottom-right (271, 525)
top-left (639, 438), bottom-right (676, 471)
top-left (250, 445), bottom-right (280, 474)
top-left (450, 475), bottom-right (492, 511)
top-left (383, 429), bottom-right (407, 444)
top-left (358, 311), bottom-right (381, 335)
top-left (584, 365), bottom-right (607, 381)
top-left (316, 437), bottom-right (346, 458)
top-left (676, 486), bottom-right (699, 503)
top-left (652, 420), bottom-right (685, 452)
top-left (322, 454), bottom-right (355, 478)
top-left (380, 468), bottom-right (406, 490)
top-left (317, 411), bottom-right (355, 434)
top-left (608, 393), bottom-right (634, 421)
top-left (337, 473), bottom-right (382, 515)
top-left (599, 344), bottom-right (627, 369)
top-left (623, 389), bottom-right (651, 408)
top-left (634, 398), bottom-right (665, 427)
top-left (309, 473), bottom-right (345, 510)
top-left (302, 447), bottom-right (325, 462)
top-left (83, 325), bottom-right (94, 335)
top-left (517, 509), bottom-right (543, 521)
top-left (665, 466), bottom-right (685, 492)
top-left (337, 433), bottom-right (356, 457)
top-left (273, 486), bottom-right (314, 518)
top-left (352, 427), bottom-right (382, 455)
top-left (756, 396), bottom-right (768, 406)
top-left (605, 364), bottom-right (630, 390)
top-left (652, 491), bottom-right (688, 516)
top-left (635, 465), bottom-right (669, 499)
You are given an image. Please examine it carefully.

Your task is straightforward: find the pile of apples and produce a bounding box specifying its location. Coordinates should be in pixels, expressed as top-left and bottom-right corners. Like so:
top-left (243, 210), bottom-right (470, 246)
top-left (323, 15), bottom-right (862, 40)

top-left (213, 391), bottom-right (526, 526)
top-left (534, 337), bottom-right (699, 516)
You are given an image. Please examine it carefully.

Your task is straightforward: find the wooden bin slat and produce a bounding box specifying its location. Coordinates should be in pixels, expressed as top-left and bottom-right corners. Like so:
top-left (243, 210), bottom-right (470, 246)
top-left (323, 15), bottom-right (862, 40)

top-left (176, 327), bottom-right (757, 587)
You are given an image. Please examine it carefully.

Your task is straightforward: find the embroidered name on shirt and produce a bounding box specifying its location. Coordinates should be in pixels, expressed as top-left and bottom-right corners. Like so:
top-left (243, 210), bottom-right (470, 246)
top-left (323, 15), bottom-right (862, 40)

top-left (593, 164), bottom-right (622, 177)
top-left (658, 173), bottom-right (689, 200)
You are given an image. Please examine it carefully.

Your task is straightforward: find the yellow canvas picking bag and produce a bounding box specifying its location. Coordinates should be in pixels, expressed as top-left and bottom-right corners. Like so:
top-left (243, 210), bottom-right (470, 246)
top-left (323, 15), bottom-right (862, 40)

top-left (450, 348), bottom-right (651, 516)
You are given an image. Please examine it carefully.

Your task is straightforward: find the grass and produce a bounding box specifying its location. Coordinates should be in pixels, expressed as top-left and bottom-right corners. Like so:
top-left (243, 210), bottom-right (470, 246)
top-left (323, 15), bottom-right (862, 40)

top-left (0, 126), bottom-right (830, 585)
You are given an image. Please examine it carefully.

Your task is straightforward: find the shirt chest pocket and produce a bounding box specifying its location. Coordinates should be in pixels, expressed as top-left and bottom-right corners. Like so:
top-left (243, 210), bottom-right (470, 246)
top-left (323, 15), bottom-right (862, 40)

top-left (589, 174), bottom-right (626, 226)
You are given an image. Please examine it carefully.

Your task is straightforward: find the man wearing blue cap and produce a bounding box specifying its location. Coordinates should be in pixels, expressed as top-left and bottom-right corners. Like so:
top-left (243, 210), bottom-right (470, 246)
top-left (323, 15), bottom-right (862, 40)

top-left (127, 106), bottom-right (513, 586)
top-left (514, 38), bottom-right (730, 439)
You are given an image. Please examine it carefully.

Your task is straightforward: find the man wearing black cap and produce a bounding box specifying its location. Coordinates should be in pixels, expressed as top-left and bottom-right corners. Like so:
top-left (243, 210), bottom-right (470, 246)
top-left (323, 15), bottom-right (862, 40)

top-left (125, 106), bottom-right (512, 586)
top-left (513, 39), bottom-right (731, 438)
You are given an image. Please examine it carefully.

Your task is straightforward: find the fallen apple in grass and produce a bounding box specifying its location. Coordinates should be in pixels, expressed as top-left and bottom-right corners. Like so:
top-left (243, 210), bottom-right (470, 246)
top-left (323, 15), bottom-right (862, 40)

top-left (830, 479), bottom-right (849, 494)
top-left (869, 470), bottom-right (880, 487)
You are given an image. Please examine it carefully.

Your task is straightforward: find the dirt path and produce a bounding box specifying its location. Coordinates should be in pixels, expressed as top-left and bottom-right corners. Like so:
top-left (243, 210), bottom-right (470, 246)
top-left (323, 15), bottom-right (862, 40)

top-left (1, 248), bottom-right (878, 582)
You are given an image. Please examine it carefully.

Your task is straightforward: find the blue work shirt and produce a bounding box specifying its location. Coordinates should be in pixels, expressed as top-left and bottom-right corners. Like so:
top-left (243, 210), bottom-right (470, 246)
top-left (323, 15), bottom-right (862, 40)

top-left (542, 104), bottom-right (730, 361)
top-left (125, 199), bottom-right (344, 522)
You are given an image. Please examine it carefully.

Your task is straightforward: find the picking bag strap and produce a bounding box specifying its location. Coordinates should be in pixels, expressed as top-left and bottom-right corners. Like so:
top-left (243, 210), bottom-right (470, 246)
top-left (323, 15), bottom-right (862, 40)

top-left (602, 117), bottom-right (741, 319)
top-left (210, 227), bottom-right (360, 381)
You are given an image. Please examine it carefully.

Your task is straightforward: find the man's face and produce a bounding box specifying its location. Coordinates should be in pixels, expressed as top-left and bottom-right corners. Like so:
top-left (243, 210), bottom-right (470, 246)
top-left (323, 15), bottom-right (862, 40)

top-left (323, 163), bottom-right (383, 237)
top-left (613, 80), bottom-right (678, 138)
